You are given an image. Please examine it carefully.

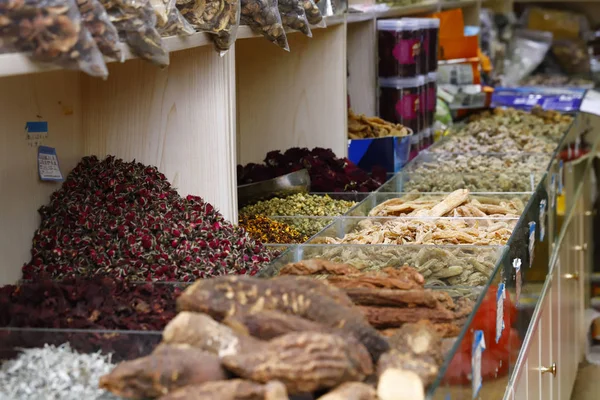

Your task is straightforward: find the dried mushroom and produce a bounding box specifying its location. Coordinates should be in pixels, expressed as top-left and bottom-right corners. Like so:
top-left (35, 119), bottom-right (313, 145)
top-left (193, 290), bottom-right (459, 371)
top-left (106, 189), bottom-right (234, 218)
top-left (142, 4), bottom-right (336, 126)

top-left (241, 0), bottom-right (289, 51)
top-left (176, 0), bottom-right (241, 52)
top-left (278, 0), bottom-right (311, 36)
top-left (176, 275), bottom-right (390, 361)
top-left (0, 0), bottom-right (108, 77)
top-left (76, 0), bottom-right (123, 61)
top-left (317, 382), bottom-right (377, 400)
top-left (162, 311), bottom-right (264, 356)
top-left (159, 379), bottom-right (289, 400)
top-left (302, 0), bottom-right (322, 25)
top-left (348, 110), bottom-right (411, 139)
top-left (377, 369), bottom-right (425, 400)
top-left (100, 0), bottom-right (170, 67)
top-left (99, 344), bottom-right (227, 398)
top-left (222, 332), bottom-right (373, 394)
top-left (151, 0), bottom-right (195, 36)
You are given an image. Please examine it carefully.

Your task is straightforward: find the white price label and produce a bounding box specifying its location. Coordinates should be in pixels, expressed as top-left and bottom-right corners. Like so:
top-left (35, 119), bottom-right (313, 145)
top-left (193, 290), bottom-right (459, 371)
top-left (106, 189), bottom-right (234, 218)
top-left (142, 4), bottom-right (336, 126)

top-left (472, 330), bottom-right (486, 399)
top-left (38, 146), bottom-right (63, 182)
top-left (529, 221), bottom-right (536, 268)
top-left (550, 173), bottom-right (556, 209)
top-left (575, 137), bottom-right (581, 155)
top-left (539, 199), bottom-right (547, 242)
top-left (580, 89), bottom-right (600, 116)
top-left (558, 161), bottom-right (564, 195)
top-left (438, 63), bottom-right (475, 85)
top-left (496, 283), bottom-right (506, 344)
top-left (513, 258), bottom-right (522, 303)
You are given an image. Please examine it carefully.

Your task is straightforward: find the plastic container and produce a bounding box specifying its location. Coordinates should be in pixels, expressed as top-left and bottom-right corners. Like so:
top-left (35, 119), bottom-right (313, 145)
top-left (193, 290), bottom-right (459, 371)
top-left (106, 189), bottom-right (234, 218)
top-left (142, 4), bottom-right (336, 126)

top-left (348, 135), bottom-right (412, 173)
top-left (401, 18), bottom-right (440, 74)
top-left (427, 18), bottom-right (440, 72)
top-left (426, 72), bottom-right (437, 129)
top-left (378, 76), bottom-right (425, 134)
top-left (418, 74), bottom-right (429, 133)
top-left (378, 19), bottom-right (423, 78)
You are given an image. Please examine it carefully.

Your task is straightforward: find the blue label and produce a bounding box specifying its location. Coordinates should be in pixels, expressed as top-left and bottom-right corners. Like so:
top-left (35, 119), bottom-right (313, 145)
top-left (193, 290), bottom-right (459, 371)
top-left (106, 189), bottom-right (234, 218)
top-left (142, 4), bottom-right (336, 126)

top-left (472, 330), bottom-right (486, 399)
top-left (25, 121), bottom-right (48, 133)
top-left (492, 87), bottom-right (585, 112)
top-left (348, 136), bottom-right (411, 173)
top-left (539, 200), bottom-right (547, 242)
top-left (529, 222), bottom-right (536, 267)
top-left (496, 283), bottom-right (506, 344)
top-left (37, 146), bottom-right (64, 182)
top-left (558, 160), bottom-right (564, 195)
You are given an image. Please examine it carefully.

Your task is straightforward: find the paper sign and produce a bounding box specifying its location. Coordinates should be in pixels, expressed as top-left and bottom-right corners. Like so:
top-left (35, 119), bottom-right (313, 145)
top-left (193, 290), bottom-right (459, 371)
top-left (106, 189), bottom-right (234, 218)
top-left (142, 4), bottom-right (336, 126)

top-left (558, 161), bottom-right (564, 195)
top-left (550, 173), bottom-right (556, 209)
top-left (575, 137), bottom-right (581, 156)
top-left (25, 121), bottom-right (48, 147)
top-left (514, 258), bottom-right (522, 303)
top-left (472, 330), bottom-right (486, 399)
top-left (539, 199), bottom-right (547, 242)
top-left (38, 146), bottom-right (64, 182)
top-left (496, 283), bottom-right (506, 343)
top-left (529, 222), bottom-right (536, 267)
top-left (580, 89), bottom-right (600, 116)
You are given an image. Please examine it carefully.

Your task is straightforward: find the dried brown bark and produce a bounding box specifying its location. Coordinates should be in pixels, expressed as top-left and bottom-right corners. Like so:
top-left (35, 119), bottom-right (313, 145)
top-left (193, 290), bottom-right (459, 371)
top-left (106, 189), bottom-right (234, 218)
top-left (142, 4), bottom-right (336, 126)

top-left (99, 344), bottom-right (227, 399)
top-left (162, 312), bottom-right (264, 356)
top-left (223, 310), bottom-right (331, 340)
top-left (359, 306), bottom-right (457, 329)
top-left (387, 321), bottom-right (443, 364)
top-left (344, 288), bottom-right (439, 308)
top-left (316, 382), bottom-right (377, 400)
top-left (177, 275), bottom-right (389, 361)
top-left (158, 379), bottom-right (288, 400)
top-left (222, 332), bottom-right (373, 394)
top-left (326, 267), bottom-right (424, 290)
top-left (279, 259), bottom-right (358, 276)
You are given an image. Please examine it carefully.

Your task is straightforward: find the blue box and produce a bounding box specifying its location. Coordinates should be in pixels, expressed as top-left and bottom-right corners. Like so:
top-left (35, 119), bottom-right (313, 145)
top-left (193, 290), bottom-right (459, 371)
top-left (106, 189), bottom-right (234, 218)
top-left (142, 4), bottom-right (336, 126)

top-left (491, 87), bottom-right (586, 112)
top-left (348, 135), bottom-right (412, 173)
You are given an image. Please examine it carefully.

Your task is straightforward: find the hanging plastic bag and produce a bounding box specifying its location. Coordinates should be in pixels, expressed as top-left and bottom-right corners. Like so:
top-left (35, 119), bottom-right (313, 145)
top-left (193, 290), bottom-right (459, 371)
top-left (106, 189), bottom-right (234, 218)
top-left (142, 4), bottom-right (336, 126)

top-left (101, 0), bottom-right (170, 67)
top-left (152, 0), bottom-right (195, 37)
top-left (241, 0), bottom-right (289, 51)
top-left (302, 0), bottom-right (323, 26)
top-left (176, 0), bottom-right (241, 53)
top-left (278, 0), bottom-right (311, 37)
top-left (502, 29), bottom-right (553, 87)
top-left (76, 0), bottom-right (123, 61)
top-left (0, 0), bottom-right (108, 78)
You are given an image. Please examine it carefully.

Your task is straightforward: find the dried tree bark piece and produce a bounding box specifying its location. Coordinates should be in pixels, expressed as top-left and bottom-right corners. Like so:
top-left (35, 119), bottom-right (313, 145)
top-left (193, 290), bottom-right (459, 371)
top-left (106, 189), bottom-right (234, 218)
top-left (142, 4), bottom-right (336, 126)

top-left (316, 382), bottom-right (377, 400)
top-left (99, 344), bottom-right (227, 399)
top-left (378, 351), bottom-right (438, 386)
top-left (159, 379), bottom-right (288, 400)
top-left (344, 288), bottom-right (439, 308)
top-left (222, 332), bottom-right (373, 394)
top-left (387, 321), bottom-right (443, 364)
top-left (279, 259), bottom-right (358, 276)
top-left (162, 311), bottom-right (263, 356)
top-left (359, 306), bottom-right (457, 329)
top-left (377, 369), bottom-right (425, 400)
top-left (223, 309), bottom-right (330, 340)
top-left (327, 266), bottom-right (424, 290)
top-left (177, 275), bottom-right (389, 361)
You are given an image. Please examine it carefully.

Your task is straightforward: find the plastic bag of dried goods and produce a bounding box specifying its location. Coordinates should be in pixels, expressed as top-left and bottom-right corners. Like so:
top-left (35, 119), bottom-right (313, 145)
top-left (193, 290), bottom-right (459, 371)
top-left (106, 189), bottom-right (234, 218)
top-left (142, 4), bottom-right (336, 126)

top-left (101, 0), bottom-right (170, 67)
top-left (152, 0), bottom-right (195, 37)
top-left (302, 0), bottom-right (322, 26)
top-left (278, 0), bottom-right (311, 37)
top-left (176, 0), bottom-right (241, 54)
top-left (76, 0), bottom-right (123, 61)
top-left (241, 0), bottom-right (289, 51)
top-left (0, 0), bottom-right (108, 77)
top-left (502, 29), bottom-right (552, 87)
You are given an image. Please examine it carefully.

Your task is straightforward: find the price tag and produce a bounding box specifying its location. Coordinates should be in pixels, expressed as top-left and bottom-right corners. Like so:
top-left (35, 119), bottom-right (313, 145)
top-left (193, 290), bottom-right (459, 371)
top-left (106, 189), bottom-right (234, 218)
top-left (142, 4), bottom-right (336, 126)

top-left (514, 258), bottom-right (522, 303)
top-left (496, 283), bottom-right (506, 344)
top-left (558, 161), bottom-right (564, 195)
top-left (472, 330), bottom-right (486, 399)
top-left (550, 173), bottom-right (557, 209)
top-left (568, 146), bottom-right (573, 160)
top-left (529, 221), bottom-right (536, 267)
top-left (25, 121), bottom-right (48, 147)
top-left (37, 146), bottom-right (64, 182)
top-left (580, 89), bottom-right (600, 116)
top-left (539, 199), bottom-right (547, 242)
top-left (575, 137), bottom-right (581, 156)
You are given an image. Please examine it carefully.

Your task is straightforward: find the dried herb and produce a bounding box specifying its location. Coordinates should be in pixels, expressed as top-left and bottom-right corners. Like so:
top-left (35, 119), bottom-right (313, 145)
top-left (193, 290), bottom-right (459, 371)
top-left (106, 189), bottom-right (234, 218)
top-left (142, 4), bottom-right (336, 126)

top-left (77, 0), bottom-right (123, 61)
top-left (239, 215), bottom-right (308, 244)
top-left (22, 156), bottom-right (275, 282)
top-left (278, 0), bottom-right (311, 37)
top-left (241, 0), bottom-right (289, 51)
top-left (176, 0), bottom-right (241, 52)
top-left (152, 0), bottom-right (195, 37)
top-left (0, 344), bottom-right (118, 400)
top-left (100, 0), bottom-right (170, 67)
top-left (237, 147), bottom-right (387, 192)
top-left (0, 0), bottom-right (108, 78)
top-left (0, 277), bottom-right (181, 330)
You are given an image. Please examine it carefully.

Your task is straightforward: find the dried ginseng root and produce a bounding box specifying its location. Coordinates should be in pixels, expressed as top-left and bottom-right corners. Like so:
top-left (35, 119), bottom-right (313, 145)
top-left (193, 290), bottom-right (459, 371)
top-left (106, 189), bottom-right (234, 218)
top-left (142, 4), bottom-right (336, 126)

top-left (160, 379), bottom-right (289, 400)
top-left (278, 0), bottom-right (311, 36)
top-left (177, 0), bottom-right (241, 53)
top-left (162, 311), bottom-right (264, 356)
top-left (76, 0), bottom-right (123, 61)
top-left (176, 275), bottom-right (390, 362)
top-left (222, 332), bottom-right (373, 394)
top-left (101, 0), bottom-right (170, 67)
top-left (303, 0), bottom-right (322, 25)
top-left (0, 0), bottom-right (108, 78)
top-left (151, 0), bottom-right (195, 37)
top-left (241, 0), bottom-right (289, 51)
top-left (99, 344), bottom-right (227, 398)
top-left (317, 382), bottom-right (377, 400)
